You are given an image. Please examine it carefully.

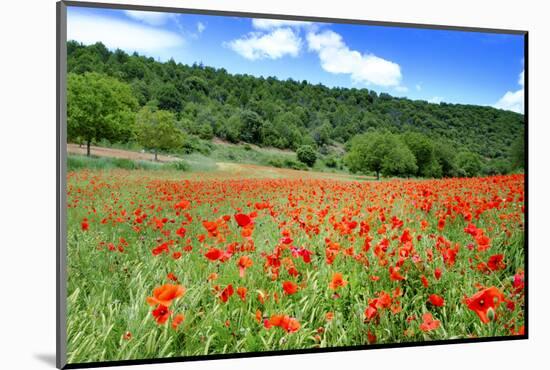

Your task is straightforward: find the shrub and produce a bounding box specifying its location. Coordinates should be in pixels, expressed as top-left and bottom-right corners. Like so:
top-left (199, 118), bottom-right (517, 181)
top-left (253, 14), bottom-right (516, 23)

top-left (296, 145), bottom-right (317, 167)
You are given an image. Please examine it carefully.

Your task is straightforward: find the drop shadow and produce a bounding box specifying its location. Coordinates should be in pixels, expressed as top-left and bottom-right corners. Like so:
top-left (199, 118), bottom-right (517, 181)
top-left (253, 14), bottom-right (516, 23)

top-left (34, 353), bottom-right (57, 367)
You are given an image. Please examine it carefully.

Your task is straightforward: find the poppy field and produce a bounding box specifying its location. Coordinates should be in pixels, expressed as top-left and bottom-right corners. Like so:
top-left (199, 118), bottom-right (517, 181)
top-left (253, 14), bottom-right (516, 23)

top-left (66, 168), bottom-right (525, 363)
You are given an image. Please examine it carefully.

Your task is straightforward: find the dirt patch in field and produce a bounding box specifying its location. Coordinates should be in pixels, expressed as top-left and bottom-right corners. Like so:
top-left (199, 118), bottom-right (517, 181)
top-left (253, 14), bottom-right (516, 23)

top-left (67, 143), bottom-right (180, 163)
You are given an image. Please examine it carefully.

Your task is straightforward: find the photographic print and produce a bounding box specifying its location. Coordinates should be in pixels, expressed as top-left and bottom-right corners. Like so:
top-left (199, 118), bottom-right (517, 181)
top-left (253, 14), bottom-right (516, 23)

top-left (58, 2), bottom-right (527, 367)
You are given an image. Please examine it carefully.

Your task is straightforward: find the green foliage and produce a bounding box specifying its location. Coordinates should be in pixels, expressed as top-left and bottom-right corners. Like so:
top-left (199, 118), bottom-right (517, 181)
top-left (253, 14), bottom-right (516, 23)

top-left (67, 155), bottom-right (174, 171)
top-left (510, 126), bottom-right (525, 169)
top-left (345, 131), bottom-right (417, 179)
top-left (135, 107), bottom-right (185, 160)
top-left (296, 145), bottom-right (317, 167)
top-left (67, 72), bottom-right (138, 155)
top-left (455, 151), bottom-right (483, 177)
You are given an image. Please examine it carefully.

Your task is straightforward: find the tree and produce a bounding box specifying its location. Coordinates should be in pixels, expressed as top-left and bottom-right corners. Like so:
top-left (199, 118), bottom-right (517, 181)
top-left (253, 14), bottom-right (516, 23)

top-left (155, 83), bottom-right (182, 112)
top-left (67, 72), bottom-right (138, 156)
top-left (345, 131), bottom-right (417, 179)
top-left (135, 107), bottom-right (184, 161)
top-left (402, 132), bottom-right (438, 177)
top-left (455, 151), bottom-right (482, 177)
top-left (510, 127), bottom-right (525, 169)
top-left (239, 110), bottom-right (264, 144)
top-left (296, 145), bottom-right (317, 167)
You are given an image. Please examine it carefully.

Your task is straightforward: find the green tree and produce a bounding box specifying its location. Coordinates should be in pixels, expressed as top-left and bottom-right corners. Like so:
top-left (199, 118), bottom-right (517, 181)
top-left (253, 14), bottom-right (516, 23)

top-left (402, 132), bottom-right (438, 177)
top-left (239, 110), bottom-right (264, 144)
top-left (135, 107), bottom-right (184, 161)
top-left (345, 131), bottom-right (417, 179)
top-left (510, 127), bottom-right (525, 169)
top-left (455, 151), bottom-right (482, 177)
top-left (67, 72), bottom-right (138, 156)
top-left (155, 83), bottom-right (182, 112)
top-left (296, 145), bottom-right (317, 167)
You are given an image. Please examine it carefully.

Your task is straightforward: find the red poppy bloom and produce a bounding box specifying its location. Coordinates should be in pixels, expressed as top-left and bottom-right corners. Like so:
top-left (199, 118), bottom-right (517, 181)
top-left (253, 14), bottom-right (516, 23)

top-left (176, 227), bottom-right (186, 238)
top-left (464, 286), bottom-right (505, 323)
top-left (234, 213), bottom-right (252, 227)
top-left (152, 305), bottom-right (172, 324)
top-left (419, 312), bottom-right (440, 332)
top-left (171, 313), bottom-right (185, 329)
top-left (220, 284), bottom-right (234, 303)
top-left (389, 266), bottom-right (406, 281)
top-left (146, 284), bottom-right (185, 307)
top-left (204, 248), bottom-right (223, 261)
top-left (81, 218), bottom-right (89, 231)
top-left (328, 272), bottom-right (348, 290)
top-left (434, 268), bottom-right (442, 280)
top-left (487, 254), bottom-right (506, 271)
top-left (237, 255), bottom-right (253, 277)
top-left (237, 286), bottom-right (247, 301)
top-left (282, 281), bottom-right (298, 295)
top-left (428, 294), bottom-right (445, 307)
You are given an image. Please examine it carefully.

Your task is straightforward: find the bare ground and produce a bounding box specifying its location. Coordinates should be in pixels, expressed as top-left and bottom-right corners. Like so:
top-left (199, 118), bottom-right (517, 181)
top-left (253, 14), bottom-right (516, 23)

top-left (67, 143), bottom-right (180, 163)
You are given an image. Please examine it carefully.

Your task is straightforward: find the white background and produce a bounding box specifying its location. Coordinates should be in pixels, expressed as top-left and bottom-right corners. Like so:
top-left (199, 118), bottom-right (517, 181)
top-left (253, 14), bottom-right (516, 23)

top-left (0, 0), bottom-right (547, 369)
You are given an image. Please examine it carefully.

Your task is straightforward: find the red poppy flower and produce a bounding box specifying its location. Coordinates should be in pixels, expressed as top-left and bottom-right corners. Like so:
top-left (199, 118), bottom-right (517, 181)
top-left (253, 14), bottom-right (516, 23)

top-left (464, 286), bottom-right (505, 323)
top-left (81, 218), bottom-right (89, 231)
top-left (389, 266), bottom-right (406, 281)
top-left (237, 255), bottom-right (253, 277)
top-left (237, 286), bottom-right (247, 301)
top-left (152, 305), bottom-right (172, 325)
top-left (146, 284), bottom-right (185, 307)
top-left (487, 254), bottom-right (506, 271)
top-left (235, 213), bottom-right (252, 227)
top-left (220, 284), bottom-right (234, 303)
top-left (428, 294), bottom-right (445, 307)
top-left (328, 272), bottom-right (348, 290)
top-left (176, 227), bottom-right (186, 238)
top-left (419, 312), bottom-right (440, 332)
top-left (204, 248), bottom-right (223, 261)
top-left (282, 281), bottom-right (298, 295)
top-left (171, 313), bottom-right (185, 329)
top-left (434, 268), bottom-right (442, 280)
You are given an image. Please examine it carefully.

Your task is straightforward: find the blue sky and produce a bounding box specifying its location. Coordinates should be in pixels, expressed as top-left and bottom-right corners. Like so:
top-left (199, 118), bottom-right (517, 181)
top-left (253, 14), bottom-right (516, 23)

top-left (67, 6), bottom-right (525, 113)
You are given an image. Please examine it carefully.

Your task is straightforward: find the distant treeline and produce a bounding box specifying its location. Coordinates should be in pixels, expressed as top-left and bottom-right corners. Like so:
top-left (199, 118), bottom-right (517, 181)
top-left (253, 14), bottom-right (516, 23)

top-left (66, 41), bottom-right (525, 177)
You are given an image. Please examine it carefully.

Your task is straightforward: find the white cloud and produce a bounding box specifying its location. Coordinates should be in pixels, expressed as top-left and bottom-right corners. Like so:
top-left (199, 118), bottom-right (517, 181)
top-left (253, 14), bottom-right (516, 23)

top-left (494, 70), bottom-right (524, 114)
top-left (252, 19), bottom-right (312, 30)
top-left (306, 30), bottom-right (402, 87)
top-left (416, 84), bottom-right (422, 91)
top-left (197, 21), bottom-right (205, 34)
top-left (429, 96), bottom-right (443, 104)
top-left (68, 14), bottom-right (185, 55)
top-left (395, 85), bottom-right (408, 93)
top-left (226, 28), bottom-right (302, 60)
top-left (124, 10), bottom-right (173, 26)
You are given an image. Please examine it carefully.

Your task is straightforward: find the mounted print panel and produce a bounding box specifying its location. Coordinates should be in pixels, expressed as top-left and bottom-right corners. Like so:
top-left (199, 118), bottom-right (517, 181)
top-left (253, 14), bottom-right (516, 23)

top-left (57, 1), bottom-right (527, 368)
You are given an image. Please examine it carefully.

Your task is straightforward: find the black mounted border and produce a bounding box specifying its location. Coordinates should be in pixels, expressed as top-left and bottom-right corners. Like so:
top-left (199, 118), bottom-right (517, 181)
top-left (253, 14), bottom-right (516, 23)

top-left (56, 1), bottom-right (529, 369)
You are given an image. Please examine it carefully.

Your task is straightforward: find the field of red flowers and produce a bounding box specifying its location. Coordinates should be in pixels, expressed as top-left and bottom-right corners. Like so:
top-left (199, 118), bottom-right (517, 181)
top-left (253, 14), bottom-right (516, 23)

top-left (66, 168), bottom-right (525, 363)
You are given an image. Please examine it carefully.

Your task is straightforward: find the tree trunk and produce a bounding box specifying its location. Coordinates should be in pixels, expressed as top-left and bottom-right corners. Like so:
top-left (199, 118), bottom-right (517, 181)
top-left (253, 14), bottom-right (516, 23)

top-left (86, 140), bottom-right (91, 157)
top-left (154, 149), bottom-right (158, 162)
top-left (376, 170), bottom-right (380, 180)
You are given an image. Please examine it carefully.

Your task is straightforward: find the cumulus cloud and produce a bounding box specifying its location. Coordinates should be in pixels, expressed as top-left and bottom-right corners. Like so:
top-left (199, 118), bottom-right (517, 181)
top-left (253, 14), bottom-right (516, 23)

top-left (124, 10), bottom-right (173, 26)
top-left (68, 13), bottom-right (184, 55)
top-left (252, 19), bottom-right (312, 30)
top-left (494, 70), bottom-right (524, 114)
top-left (306, 30), bottom-right (402, 87)
top-left (226, 28), bottom-right (302, 60)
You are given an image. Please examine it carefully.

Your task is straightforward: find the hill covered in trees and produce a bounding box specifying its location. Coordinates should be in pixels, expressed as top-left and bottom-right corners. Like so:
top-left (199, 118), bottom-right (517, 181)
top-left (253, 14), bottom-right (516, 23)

top-left (66, 41), bottom-right (525, 177)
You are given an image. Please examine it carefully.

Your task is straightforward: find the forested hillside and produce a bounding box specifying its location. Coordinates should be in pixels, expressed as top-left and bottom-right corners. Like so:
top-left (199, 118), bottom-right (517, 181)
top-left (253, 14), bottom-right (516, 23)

top-left (66, 41), bottom-right (525, 176)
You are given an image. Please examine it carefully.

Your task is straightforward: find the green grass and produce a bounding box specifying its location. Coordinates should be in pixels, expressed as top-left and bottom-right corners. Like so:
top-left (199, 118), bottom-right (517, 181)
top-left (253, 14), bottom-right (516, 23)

top-left (68, 155), bottom-right (190, 172)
